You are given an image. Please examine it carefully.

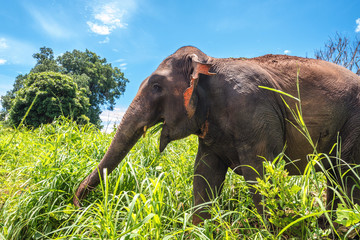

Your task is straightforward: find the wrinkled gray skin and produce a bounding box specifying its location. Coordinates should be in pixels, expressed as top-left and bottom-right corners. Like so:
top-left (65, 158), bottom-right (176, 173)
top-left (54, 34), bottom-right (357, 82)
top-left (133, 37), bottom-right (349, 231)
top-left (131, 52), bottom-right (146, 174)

top-left (74, 46), bottom-right (360, 224)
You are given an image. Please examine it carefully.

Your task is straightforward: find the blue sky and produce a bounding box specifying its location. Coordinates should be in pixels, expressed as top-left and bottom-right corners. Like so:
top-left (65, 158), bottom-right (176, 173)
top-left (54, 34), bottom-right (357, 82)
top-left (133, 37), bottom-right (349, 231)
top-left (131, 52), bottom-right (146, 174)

top-left (1, 0), bottom-right (360, 125)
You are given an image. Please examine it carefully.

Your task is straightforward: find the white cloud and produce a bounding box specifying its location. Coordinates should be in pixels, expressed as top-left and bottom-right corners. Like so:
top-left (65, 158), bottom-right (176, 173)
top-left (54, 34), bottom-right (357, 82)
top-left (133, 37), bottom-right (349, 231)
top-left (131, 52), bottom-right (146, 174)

top-left (119, 62), bottom-right (127, 70)
top-left (112, 59), bottom-right (127, 70)
top-left (0, 37), bottom-right (36, 65)
top-left (100, 107), bottom-right (127, 133)
top-left (87, 0), bottom-right (136, 35)
top-left (0, 59), bottom-right (7, 65)
top-left (25, 4), bottom-right (73, 39)
top-left (356, 18), bottom-right (360, 33)
top-left (94, 7), bottom-right (126, 28)
top-left (284, 50), bottom-right (291, 55)
top-left (99, 36), bottom-right (110, 44)
top-left (87, 22), bottom-right (112, 35)
top-left (0, 38), bottom-right (8, 49)
top-left (115, 58), bottom-right (125, 62)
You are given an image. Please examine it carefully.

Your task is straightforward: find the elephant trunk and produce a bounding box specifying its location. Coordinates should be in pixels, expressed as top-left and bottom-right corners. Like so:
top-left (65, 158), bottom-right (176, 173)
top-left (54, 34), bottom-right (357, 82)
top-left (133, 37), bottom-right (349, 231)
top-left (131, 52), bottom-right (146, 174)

top-left (73, 98), bottom-right (146, 207)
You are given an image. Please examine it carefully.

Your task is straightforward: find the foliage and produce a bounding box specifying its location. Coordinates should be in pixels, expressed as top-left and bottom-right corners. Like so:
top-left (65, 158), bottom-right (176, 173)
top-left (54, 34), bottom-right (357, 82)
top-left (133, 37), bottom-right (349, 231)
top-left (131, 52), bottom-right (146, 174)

top-left (1, 75), bottom-right (360, 239)
top-left (335, 204), bottom-right (360, 227)
top-left (0, 118), bottom-right (359, 239)
top-left (315, 32), bottom-right (360, 75)
top-left (8, 72), bottom-right (89, 128)
top-left (32, 47), bottom-right (61, 73)
top-left (0, 74), bottom-right (27, 120)
top-left (58, 49), bottom-right (128, 126)
top-left (1, 47), bottom-right (128, 127)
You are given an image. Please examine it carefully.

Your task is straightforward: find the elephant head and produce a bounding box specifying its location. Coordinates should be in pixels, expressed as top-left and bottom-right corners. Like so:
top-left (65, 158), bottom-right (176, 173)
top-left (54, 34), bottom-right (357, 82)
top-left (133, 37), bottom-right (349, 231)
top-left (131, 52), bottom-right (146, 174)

top-left (73, 46), bottom-right (215, 206)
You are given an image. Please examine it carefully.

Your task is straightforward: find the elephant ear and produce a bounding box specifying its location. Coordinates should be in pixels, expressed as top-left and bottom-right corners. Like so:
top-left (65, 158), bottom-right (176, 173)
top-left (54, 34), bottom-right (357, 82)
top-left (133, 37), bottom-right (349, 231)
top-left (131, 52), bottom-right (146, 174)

top-left (183, 54), bottom-right (215, 118)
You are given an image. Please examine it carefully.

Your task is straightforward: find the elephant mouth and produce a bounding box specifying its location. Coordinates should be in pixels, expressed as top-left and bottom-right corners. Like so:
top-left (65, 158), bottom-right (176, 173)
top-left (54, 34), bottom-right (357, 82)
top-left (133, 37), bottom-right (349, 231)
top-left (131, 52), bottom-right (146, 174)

top-left (141, 119), bottom-right (169, 153)
top-left (159, 122), bottom-right (170, 152)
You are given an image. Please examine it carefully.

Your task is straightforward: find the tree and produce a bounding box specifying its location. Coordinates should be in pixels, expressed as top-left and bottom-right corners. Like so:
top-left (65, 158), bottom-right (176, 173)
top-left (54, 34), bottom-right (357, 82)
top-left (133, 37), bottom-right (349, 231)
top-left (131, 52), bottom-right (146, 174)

top-left (57, 49), bottom-right (128, 126)
top-left (1, 74), bottom-right (27, 113)
top-left (9, 72), bottom-right (89, 128)
top-left (1, 47), bottom-right (58, 118)
top-left (315, 33), bottom-right (360, 75)
top-left (1, 47), bottom-right (128, 127)
top-left (31, 47), bottom-right (60, 73)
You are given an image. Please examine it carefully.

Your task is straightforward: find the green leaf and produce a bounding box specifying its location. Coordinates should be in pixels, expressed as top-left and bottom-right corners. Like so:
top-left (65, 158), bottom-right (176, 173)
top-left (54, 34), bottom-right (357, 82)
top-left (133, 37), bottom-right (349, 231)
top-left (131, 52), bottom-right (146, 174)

top-left (335, 204), bottom-right (360, 227)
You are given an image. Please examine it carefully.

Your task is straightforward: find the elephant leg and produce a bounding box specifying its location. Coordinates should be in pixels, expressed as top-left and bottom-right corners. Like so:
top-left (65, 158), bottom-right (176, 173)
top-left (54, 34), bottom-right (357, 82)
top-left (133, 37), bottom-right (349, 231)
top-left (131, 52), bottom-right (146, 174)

top-left (333, 122), bottom-right (360, 207)
top-left (239, 155), bottom-right (264, 215)
top-left (326, 161), bottom-right (360, 209)
top-left (237, 140), bottom-right (282, 215)
top-left (326, 134), bottom-right (360, 210)
top-left (343, 145), bottom-right (360, 206)
top-left (325, 163), bottom-right (343, 213)
top-left (319, 137), bottom-right (360, 229)
top-left (320, 162), bottom-right (360, 229)
top-left (192, 141), bottom-right (228, 225)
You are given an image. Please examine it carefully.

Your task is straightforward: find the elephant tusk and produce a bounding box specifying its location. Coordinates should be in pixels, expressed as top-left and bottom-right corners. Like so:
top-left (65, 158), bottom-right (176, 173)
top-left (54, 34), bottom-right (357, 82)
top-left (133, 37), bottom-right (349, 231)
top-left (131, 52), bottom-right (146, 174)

top-left (143, 125), bottom-right (147, 138)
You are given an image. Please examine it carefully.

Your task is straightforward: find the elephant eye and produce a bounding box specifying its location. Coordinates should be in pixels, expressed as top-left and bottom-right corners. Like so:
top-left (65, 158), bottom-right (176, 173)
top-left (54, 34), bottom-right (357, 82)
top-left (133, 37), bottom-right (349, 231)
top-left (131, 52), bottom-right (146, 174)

top-left (152, 83), bottom-right (162, 93)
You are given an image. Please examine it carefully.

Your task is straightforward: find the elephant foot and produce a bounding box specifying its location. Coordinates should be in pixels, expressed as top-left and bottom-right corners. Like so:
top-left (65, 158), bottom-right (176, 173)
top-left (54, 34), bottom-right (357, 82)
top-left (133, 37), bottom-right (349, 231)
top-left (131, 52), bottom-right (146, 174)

top-left (317, 214), bottom-right (331, 229)
top-left (192, 211), bottom-right (211, 225)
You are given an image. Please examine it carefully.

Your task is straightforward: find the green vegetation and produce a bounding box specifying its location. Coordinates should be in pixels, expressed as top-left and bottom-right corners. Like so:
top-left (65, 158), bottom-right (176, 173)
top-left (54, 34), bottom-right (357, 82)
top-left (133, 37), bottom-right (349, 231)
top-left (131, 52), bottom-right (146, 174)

top-left (1, 70), bottom-right (360, 239)
top-left (8, 72), bottom-right (89, 128)
top-left (0, 117), bottom-right (359, 239)
top-left (1, 47), bottom-right (128, 127)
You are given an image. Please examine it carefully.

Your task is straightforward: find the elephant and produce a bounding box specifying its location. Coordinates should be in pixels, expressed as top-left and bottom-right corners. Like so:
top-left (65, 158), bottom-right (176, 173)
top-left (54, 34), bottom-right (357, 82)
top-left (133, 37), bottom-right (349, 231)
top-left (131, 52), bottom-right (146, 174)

top-left (74, 46), bottom-right (360, 225)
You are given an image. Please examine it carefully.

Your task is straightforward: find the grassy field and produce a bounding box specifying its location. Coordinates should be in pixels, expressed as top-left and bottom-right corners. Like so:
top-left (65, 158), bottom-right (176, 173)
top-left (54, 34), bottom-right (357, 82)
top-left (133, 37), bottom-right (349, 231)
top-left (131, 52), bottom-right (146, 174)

top-left (0, 117), bottom-right (359, 239)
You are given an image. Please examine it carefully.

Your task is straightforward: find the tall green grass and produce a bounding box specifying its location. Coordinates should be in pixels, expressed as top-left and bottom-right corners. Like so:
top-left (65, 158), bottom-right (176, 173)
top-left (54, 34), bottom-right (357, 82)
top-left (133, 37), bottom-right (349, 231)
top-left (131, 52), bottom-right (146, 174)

top-left (0, 113), bottom-right (359, 239)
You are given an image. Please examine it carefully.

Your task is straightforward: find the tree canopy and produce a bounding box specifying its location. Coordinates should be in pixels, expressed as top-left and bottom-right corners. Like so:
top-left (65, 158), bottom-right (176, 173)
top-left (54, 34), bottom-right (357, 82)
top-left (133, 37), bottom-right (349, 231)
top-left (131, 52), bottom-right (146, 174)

top-left (1, 47), bottom-right (128, 127)
top-left (9, 72), bottom-right (89, 128)
top-left (58, 49), bottom-right (128, 125)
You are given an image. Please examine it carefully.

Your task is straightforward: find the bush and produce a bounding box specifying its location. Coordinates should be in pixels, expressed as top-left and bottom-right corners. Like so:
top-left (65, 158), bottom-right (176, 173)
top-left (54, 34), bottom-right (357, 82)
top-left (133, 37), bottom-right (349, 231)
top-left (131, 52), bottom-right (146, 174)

top-left (8, 72), bottom-right (89, 128)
